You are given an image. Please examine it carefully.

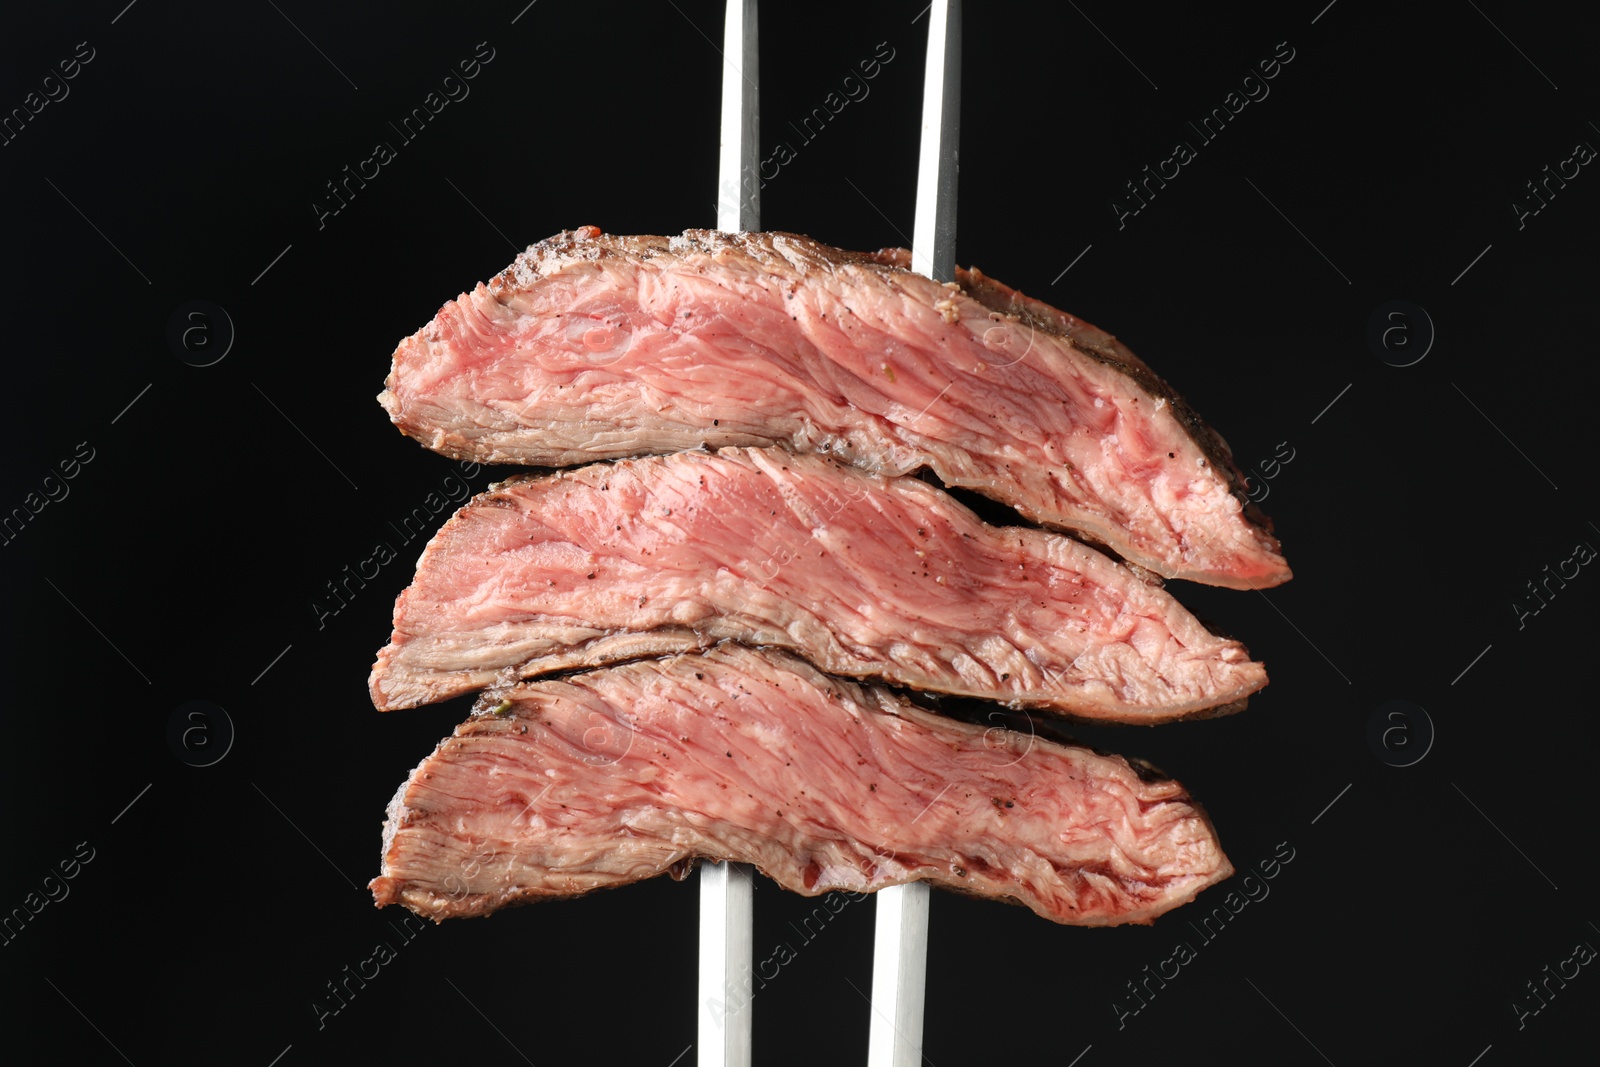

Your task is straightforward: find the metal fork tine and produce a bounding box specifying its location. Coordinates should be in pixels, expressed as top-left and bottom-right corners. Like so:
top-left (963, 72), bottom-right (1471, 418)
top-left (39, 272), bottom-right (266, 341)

top-left (869, 3), bottom-right (960, 1065)
top-left (700, 5), bottom-right (760, 1066)
top-left (910, 0), bottom-right (961, 284)
top-left (698, 858), bottom-right (754, 1067)
top-left (716, 0), bottom-right (760, 234)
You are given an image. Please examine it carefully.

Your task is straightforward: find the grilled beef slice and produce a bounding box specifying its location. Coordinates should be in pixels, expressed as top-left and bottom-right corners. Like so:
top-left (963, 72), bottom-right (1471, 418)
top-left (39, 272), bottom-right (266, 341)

top-left (368, 448), bottom-right (1266, 722)
top-left (370, 646), bottom-right (1232, 926)
top-left (378, 227), bottom-right (1289, 589)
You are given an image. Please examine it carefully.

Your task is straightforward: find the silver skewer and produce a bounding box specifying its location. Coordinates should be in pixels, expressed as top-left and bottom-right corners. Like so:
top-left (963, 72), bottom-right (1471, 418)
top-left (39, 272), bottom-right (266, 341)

top-left (699, 5), bottom-right (759, 1067)
top-left (868, 3), bottom-right (959, 1065)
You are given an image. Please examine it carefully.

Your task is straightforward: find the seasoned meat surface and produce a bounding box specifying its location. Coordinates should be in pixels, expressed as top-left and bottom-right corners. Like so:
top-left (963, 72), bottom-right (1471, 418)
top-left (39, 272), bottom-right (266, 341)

top-left (379, 227), bottom-right (1289, 588)
top-left (370, 646), bottom-right (1233, 926)
top-left (369, 448), bottom-right (1266, 722)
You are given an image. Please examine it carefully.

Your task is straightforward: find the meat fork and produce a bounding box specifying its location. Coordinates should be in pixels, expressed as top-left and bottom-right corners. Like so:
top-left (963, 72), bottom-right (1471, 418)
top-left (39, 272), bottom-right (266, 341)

top-left (698, 3), bottom-right (960, 1064)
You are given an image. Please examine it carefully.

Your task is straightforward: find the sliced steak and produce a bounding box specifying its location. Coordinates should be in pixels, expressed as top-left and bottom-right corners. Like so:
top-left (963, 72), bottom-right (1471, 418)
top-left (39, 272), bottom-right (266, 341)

top-left (370, 646), bottom-right (1233, 926)
top-left (368, 448), bottom-right (1267, 722)
top-left (378, 227), bottom-right (1289, 589)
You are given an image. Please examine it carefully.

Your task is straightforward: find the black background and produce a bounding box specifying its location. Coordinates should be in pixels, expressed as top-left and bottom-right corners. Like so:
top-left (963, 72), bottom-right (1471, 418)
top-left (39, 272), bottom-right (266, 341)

top-left (2, 1), bottom-right (1596, 1064)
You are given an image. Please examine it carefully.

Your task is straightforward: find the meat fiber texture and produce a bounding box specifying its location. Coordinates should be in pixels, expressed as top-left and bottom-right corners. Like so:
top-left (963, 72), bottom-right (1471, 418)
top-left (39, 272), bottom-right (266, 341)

top-left (378, 227), bottom-right (1290, 589)
top-left (370, 646), bottom-right (1233, 926)
top-left (368, 448), bottom-right (1267, 723)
